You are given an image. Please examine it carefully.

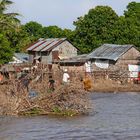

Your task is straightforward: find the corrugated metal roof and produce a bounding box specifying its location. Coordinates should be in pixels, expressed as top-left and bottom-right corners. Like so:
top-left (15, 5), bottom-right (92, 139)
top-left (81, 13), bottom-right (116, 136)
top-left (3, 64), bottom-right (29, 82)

top-left (14, 53), bottom-right (29, 62)
top-left (41, 39), bottom-right (60, 52)
top-left (27, 38), bottom-right (66, 52)
top-left (33, 39), bottom-right (55, 51)
top-left (87, 44), bottom-right (134, 61)
top-left (58, 54), bottom-right (89, 63)
top-left (27, 40), bottom-right (45, 51)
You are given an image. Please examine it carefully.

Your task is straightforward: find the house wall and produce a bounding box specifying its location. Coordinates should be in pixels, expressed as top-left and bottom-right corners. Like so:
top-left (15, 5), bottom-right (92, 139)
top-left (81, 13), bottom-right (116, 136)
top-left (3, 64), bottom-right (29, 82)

top-left (41, 52), bottom-right (52, 64)
top-left (115, 47), bottom-right (140, 70)
top-left (53, 41), bottom-right (77, 59)
top-left (28, 51), bottom-right (35, 63)
top-left (53, 63), bottom-right (85, 80)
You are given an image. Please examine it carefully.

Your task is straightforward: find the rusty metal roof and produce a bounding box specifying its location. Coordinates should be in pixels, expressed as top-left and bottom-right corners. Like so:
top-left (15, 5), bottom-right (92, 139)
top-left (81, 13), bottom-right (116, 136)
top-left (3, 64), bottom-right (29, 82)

top-left (27, 38), bottom-right (66, 52)
top-left (87, 44), bottom-right (134, 61)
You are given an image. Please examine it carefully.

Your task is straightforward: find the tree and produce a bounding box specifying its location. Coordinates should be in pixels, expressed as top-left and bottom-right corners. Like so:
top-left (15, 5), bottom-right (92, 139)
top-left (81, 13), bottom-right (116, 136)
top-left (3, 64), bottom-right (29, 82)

top-left (23, 21), bottom-right (43, 39)
top-left (0, 0), bottom-right (13, 13)
top-left (73, 6), bottom-right (118, 53)
top-left (6, 26), bottom-right (34, 52)
top-left (42, 25), bottom-right (64, 38)
top-left (0, 34), bottom-right (13, 64)
top-left (124, 2), bottom-right (140, 19)
top-left (62, 28), bottom-right (75, 41)
top-left (115, 2), bottom-right (140, 49)
top-left (0, 0), bottom-right (20, 30)
top-left (0, 0), bottom-right (20, 63)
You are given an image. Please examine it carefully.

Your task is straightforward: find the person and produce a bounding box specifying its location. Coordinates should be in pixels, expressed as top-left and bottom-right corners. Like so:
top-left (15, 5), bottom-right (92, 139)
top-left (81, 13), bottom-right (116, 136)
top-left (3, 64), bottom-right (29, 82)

top-left (2, 67), bottom-right (9, 79)
top-left (62, 69), bottom-right (70, 84)
top-left (0, 72), bottom-right (3, 82)
top-left (83, 74), bottom-right (93, 91)
top-left (21, 77), bottom-right (31, 92)
top-left (48, 75), bottom-right (55, 91)
top-left (85, 61), bottom-right (92, 76)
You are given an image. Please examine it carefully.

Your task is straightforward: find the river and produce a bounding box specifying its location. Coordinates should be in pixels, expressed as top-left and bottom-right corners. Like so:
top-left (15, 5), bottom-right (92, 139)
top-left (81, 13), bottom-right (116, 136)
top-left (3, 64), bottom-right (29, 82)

top-left (0, 92), bottom-right (140, 140)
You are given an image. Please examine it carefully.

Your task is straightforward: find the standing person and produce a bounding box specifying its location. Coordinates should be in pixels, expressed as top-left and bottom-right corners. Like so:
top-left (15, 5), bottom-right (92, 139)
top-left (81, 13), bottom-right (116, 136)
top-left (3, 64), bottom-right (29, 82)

top-left (48, 75), bottom-right (55, 91)
top-left (21, 77), bottom-right (30, 92)
top-left (85, 61), bottom-right (92, 76)
top-left (62, 69), bottom-right (70, 84)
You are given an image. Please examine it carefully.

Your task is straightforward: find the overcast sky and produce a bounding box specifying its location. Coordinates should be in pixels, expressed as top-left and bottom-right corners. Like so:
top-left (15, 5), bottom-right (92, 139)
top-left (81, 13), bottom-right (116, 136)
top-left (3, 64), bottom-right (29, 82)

top-left (9, 0), bottom-right (139, 29)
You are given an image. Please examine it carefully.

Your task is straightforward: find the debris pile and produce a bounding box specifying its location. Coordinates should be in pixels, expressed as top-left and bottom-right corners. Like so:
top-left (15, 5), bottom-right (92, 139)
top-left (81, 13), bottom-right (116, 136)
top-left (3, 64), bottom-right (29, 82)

top-left (0, 67), bottom-right (91, 116)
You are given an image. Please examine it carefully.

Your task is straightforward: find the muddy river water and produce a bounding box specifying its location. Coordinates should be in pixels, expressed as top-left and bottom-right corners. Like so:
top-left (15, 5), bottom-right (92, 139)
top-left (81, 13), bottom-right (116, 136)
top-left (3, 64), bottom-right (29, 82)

top-left (0, 92), bottom-right (140, 140)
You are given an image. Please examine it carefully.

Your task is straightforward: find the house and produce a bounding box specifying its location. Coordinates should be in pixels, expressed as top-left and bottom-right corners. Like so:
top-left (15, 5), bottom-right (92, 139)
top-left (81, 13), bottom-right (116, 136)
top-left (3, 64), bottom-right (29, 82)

top-left (86, 44), bottom-right (140, 80)
top-left (9, 53), bottom-right (29, 64)
top-left (87, 44), bottom-right (140, 71)
top-left (27, 38), bottom-right (78, 64)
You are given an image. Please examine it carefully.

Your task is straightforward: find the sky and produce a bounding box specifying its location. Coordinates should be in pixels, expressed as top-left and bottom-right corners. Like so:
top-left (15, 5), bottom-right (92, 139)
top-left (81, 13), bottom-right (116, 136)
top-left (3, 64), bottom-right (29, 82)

top-left (9, 0), bottom-right (140, 30)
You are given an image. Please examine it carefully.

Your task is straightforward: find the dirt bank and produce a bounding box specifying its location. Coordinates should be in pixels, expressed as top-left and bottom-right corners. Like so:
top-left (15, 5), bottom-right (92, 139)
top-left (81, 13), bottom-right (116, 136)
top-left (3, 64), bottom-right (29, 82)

top-left (92, 79), bottom-right (140, 93)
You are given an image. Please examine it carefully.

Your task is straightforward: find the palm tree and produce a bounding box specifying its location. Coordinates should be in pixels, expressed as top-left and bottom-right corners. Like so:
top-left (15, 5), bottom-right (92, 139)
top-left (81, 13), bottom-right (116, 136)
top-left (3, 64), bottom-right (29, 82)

top-left (0, 0), bottom-right (20, 30)
top-left (0, 0), bottom-right (13, 13)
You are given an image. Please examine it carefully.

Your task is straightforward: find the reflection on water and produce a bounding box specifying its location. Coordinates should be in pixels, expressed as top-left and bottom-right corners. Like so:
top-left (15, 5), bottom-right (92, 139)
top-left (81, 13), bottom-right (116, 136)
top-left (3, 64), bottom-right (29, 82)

top-left (0, 92), bottom-right (140, 140)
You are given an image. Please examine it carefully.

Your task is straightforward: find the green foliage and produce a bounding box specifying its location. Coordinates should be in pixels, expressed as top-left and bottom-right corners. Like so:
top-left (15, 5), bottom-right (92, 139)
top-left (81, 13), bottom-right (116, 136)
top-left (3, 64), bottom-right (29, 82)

top-left (8, 27), bottom-right (33, 52)
top-left (112, 16), bottom-right (140, 47)
top-left (73, 6), bottom-right (118, 53)
top-left (109, 2), bottom-right (140, 48)
top-left (52, 106), bottom-right (77, 116)
top-left (0, 34), bottom-right (13, 64)
top-left (23, 21), bottom-right (43, 39)
top-left (52, 106), bottom-right (61, 113)
top-left (124, 1), bottom-right (140, 19)
top-left (0, 0), bottom-right (20, 64)
top-left (0, 0), bottom-right (13, 14)
top-left (19, 107), bottom-right (45, 116)
top-left (42, 26), bottom-right (63, 38)
top-left (0, 0), bottom-right (20, 30)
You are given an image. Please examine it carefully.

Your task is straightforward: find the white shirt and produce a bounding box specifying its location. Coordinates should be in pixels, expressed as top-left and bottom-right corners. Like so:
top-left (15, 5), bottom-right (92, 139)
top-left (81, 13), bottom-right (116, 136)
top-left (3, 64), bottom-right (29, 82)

top-left (63, 73), bottom-right (70, 82)
top-left (85, 61), bottom-right (91, 73)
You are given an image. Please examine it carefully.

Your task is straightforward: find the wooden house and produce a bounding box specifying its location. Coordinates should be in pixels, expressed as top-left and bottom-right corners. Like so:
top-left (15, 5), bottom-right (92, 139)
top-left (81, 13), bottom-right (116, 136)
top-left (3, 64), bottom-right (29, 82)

top-left (27, 38), bottom-right (78, 64)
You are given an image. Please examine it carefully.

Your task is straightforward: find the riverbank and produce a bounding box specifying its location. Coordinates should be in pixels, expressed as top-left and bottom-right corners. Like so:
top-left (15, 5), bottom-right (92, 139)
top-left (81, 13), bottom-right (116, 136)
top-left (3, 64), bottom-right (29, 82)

top-left (92, 79), bottom-right (140, 93)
